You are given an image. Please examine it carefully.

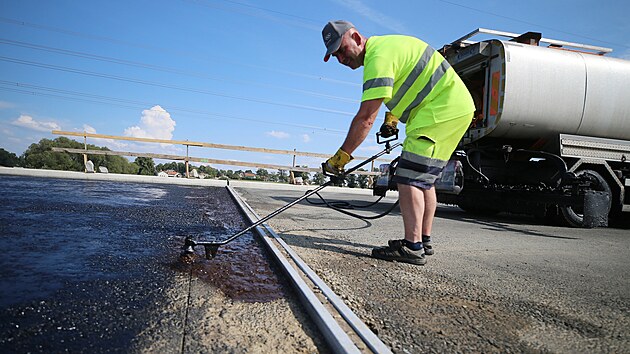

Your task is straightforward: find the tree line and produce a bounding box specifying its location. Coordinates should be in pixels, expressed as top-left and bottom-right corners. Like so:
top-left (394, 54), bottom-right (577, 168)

top-left (1, 138), bottom-right (373, 188)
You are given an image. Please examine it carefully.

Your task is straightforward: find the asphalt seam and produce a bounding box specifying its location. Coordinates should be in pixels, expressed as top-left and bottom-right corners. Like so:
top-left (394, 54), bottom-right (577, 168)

top-left (180, 266), bottom-right (193, 353)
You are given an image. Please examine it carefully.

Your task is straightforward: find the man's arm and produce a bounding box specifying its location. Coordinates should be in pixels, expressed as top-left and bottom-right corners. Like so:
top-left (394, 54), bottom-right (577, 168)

top-left (340, 98), bottom-right (383, 155)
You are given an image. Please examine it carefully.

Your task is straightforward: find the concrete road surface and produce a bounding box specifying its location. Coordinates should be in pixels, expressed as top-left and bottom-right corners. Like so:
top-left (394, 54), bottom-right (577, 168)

top-left (235, 184), bottom-right (630, 353)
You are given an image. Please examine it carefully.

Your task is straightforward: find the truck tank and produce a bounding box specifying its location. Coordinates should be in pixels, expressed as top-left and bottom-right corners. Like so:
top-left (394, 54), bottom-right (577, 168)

top-left (455, 39), bottom-right (630, 144)
top-left (434, 30), bottom-right (630, 227)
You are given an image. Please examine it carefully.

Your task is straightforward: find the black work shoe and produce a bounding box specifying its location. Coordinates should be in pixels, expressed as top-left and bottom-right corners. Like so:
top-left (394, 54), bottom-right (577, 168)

top-left (388, 239), bottom-right (433, 256)
top-left (422, 237), bottom-right (434, 256)
top-left (372, 241), bottom-right (426, 265)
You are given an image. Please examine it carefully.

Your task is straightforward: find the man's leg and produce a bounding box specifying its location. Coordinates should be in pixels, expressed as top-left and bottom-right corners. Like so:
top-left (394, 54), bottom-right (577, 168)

top-left (398, 183), bottom-right (424, 243)
top-left (422, 186), bottom-right (437, 236)
top-left (371, 183), bottom-right (427, 265)
top-left (421, 186), bottom-right (436, 255)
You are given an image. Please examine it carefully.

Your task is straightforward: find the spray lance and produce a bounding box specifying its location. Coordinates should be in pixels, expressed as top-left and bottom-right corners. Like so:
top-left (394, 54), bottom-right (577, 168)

top-left (181, 133), bottom-right (400, 259)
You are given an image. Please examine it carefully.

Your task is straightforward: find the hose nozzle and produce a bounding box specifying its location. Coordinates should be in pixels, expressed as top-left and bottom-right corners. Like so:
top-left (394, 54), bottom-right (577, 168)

top-left (181, 236), bottom-right (197, 255)
top-left (203, 245), bottom-right (220, 259)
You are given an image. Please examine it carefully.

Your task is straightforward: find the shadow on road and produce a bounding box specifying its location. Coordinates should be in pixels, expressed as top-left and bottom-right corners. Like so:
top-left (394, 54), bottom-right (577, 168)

top-left (279, 232), bottom-right (375, 260)
top-left (435, 207), bottom-right (580, 240)
top-left (268, 194), bottom-right (402, 217)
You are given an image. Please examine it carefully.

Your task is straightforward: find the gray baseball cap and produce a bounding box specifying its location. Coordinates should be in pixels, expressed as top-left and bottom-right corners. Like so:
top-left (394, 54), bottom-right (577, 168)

top-left (322, 20), bottom-right (354, 62)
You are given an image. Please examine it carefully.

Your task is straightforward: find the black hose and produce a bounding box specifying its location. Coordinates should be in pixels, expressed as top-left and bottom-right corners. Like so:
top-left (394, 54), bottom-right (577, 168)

top-left (305, 191), bottom-right (384, 209)
top-left (186, 142), bottom-right (403, 252)
top-left (304, 189), bottom-right (400, 220)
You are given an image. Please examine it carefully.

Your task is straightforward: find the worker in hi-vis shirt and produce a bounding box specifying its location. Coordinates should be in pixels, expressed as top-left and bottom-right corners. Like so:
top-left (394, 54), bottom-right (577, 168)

top-left (322, 20), bottom-right (475, 265)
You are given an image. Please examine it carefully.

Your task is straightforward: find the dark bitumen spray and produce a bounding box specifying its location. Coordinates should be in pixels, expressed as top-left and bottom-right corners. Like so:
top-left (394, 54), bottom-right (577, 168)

top-left (172, 232), bottom-right (286, 303)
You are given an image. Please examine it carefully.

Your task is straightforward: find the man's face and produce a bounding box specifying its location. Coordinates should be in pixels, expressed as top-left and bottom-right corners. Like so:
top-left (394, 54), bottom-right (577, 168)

top-left (332, 32), bottom-right (362, 70)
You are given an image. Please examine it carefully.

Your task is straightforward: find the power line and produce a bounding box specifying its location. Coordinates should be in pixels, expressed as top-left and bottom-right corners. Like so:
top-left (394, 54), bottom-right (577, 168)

top-left (0, 81), bottom-right (347, 135)
top-left (0, 16), bottom-right (358, 87)
top-left (187, 0), bottom-right (627, 50)
top-left (183, 0), bottom-right (320, 28)
top-left (437, 0), bottom-right (629, 49)
top-left (0, 56), bottom-right (355, 116)
top-left (0, 38), bottom-right (358, 103)
top-left (212, 0), bottom-right (320, 24)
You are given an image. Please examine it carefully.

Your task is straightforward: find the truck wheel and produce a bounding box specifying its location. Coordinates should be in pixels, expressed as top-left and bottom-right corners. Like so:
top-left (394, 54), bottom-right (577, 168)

top-left (560, 169), bottom-right (611, 227)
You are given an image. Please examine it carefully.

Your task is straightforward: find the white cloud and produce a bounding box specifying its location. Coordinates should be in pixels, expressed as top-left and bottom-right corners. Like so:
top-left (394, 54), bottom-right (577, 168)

top-left (302, 134), bottom-right (311, 143)
top-left (267, 130), bottom-right (290, 139)
top-left (124, 105), bottom-right (176, 140)
top-left (619, 48), bottom-right (630, 60)
top-left (77, 124), bottom-right (128, 150)
top-left (11, 114), bottom-right (61, 132)
top-left (82, 124), bottom-right (97, 134)
top-left (332, 0), bottom-right (408, 34)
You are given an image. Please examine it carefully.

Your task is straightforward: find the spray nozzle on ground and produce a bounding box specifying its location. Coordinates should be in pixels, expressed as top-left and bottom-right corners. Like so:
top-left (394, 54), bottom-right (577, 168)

top-left (181, 236), bottom-right (220, 259)
top-left (180, 142), bottom-right (401, 262)
top-left (203, 245), bottom-right (220, 259)
top-left (181, 236), bottom-right (197, 256)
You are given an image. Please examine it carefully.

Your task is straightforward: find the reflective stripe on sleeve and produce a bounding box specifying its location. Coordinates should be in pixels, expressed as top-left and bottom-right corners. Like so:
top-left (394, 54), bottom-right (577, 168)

top-left (363, 77), bottom-right (394, 91)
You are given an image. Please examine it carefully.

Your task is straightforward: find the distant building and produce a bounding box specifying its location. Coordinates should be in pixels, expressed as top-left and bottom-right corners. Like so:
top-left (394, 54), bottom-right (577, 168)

top-left (165, 170), bottom-right (181, 178)
top-left (191, 169), bottom-right (199, 178)
top-left (157, 171), bottom-right (168, 178)
top-left (243, 172), bottom-right (256, 180)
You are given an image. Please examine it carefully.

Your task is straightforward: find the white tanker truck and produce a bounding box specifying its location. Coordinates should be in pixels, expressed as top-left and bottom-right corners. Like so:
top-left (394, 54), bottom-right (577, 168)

top-left (436, 29), bottom-right (630, 227)
top-left (428, 29), bottom-right (629, 227)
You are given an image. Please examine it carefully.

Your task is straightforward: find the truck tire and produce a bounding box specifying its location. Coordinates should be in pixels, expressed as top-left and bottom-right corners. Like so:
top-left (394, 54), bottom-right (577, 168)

top-left (560, 169), bottom-right (611, 227)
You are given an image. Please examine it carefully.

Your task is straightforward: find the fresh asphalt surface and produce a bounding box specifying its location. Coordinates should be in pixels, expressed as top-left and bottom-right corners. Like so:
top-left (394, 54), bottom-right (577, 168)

top-left (235, 183), bottom-right (630, 353)
top-left (0, 177), bottom-right (325, 353)
top-left (0, 171), bottom-right (627, 353)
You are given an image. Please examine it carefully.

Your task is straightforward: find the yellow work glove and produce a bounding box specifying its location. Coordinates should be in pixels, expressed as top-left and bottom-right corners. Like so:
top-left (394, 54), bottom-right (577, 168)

top-left (323, 148), bottom-right (353, 176)
top-left (379, 112), bottom-right (399, 138)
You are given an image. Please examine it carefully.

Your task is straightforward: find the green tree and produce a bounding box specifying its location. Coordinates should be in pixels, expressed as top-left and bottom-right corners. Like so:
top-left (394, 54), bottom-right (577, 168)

top-left (176, 162), bottom-right (187, 175)
top-left (98, 154), bottom-right (138, 174)
top-left (135, 157), bottom-right (155, 175)
top-left (267, 171), bottom-right (278, 182)
top-left (21, 137), bottom-right (140, 174)
top-left (312, 172), bottom-right (326, 185)
top-left (156, 161), bottom-right (177, 172)
top-left (357, 169), bottom-right (369, 189)
top-left (198, 164), bottom-right (218, 178)
top-left (277, 169), bottom-right (288, 183)
top-left (256, 168), bottom-right (269, 181)
top-left (21, 137), bottom-right (84, 171)
top-left (293, 166), bottom-right (311, 184)
top-left (0, 148), bottom-right (20, 167)
top-left (346, 173), bottom-right (358, 188)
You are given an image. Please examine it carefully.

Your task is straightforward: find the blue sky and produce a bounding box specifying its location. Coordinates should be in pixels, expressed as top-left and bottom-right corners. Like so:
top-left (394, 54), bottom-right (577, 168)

top-left (1, 0), bottom-right (629, 171)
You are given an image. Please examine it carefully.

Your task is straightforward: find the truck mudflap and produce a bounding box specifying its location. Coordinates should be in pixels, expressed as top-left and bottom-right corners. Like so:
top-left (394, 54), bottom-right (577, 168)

top-left (583, 191), bottom-right (610, 227)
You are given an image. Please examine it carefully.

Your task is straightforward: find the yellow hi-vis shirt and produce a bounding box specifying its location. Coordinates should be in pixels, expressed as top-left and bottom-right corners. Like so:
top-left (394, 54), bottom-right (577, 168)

top-left (362, 35), bottom-right (475, 129)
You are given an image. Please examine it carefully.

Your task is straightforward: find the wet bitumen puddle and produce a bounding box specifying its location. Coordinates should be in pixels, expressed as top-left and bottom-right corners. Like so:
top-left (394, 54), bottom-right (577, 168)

top-left (0, 176), bottom-right (287, 352)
